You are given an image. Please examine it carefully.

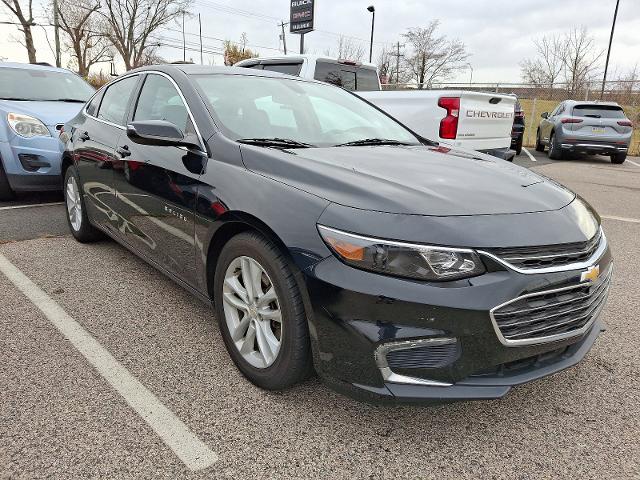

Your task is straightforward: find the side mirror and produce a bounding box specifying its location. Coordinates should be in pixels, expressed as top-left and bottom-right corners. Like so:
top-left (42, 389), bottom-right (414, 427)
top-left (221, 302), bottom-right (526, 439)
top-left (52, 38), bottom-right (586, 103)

top-left (541, 112), bottom-right (549, 119)
top-left (126, 120), bottom-right (200, 150)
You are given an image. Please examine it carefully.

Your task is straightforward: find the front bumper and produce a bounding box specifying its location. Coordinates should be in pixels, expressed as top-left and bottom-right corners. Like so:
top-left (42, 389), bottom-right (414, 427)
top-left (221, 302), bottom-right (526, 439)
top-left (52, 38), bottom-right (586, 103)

top-left (0, 134), bottom-right (64, 192)
top-left (303, 246), bottom-right (612, 405)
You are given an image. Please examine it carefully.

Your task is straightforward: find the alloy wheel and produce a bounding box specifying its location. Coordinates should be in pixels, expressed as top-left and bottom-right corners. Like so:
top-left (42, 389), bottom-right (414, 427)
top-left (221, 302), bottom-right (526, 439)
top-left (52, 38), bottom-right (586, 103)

top-left (222, 256), bottom-right (283, 369)
top-left (66, 175), bottom-right (82, 231)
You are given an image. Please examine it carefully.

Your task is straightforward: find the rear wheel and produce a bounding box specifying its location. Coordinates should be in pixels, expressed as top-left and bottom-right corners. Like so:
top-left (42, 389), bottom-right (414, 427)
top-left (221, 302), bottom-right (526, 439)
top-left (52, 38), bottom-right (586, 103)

top-left (548, 132), bottom-right (563, 160)
top-left (213, 231), bottom-right (312, 390)
top-left (611, 152), bottom-right (626, 164)
top-left (0, 160), bottom-right (15, 201)
top-left (64, 166), bottom-right (103, 242)
top-left (535, 130), bottom-right (545, 152)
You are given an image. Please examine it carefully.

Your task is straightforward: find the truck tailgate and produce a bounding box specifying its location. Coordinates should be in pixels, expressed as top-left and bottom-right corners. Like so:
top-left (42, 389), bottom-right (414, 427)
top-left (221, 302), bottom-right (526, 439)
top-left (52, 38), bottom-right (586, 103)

top-left (456, 92), bottom-right (516, 149)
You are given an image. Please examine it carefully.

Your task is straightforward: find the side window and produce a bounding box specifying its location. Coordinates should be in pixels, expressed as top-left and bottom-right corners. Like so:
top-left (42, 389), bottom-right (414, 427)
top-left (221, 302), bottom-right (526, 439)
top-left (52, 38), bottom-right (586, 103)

top-left (97, 76), bottom-right (138, 126)
top-left (85, 92), bottom-right (102, 116)
top-left (261, 63), bottom-right (303, 76)
top-left (313, 62), bottom-right (357, 91)
top-left (133, 74), bottom-right (189, 132)
top-left (551, 103), bottom-right (563, 117)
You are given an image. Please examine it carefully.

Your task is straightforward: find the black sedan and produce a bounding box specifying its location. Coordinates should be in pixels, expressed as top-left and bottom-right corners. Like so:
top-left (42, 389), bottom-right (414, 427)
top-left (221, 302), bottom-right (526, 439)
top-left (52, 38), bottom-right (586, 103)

top-left (61, 65), bottom-right (612, 404)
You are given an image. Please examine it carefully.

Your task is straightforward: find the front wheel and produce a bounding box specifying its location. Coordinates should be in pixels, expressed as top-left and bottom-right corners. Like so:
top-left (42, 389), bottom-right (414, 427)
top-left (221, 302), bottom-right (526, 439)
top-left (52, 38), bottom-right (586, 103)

top-left (213, 232), bottom-right (312, 390)
top-left (0, 161), bottom-right (15, 201)
top-left (611, 152), bottom-right (626, 164)
top-left (64, 166), bottom-right (103, 242)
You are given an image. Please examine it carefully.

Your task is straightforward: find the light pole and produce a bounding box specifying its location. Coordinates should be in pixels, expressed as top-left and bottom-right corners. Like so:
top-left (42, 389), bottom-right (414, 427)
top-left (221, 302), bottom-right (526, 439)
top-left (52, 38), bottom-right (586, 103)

top-left (466, 62), bottom-right (473, 86)
top-left (367, 5), bottom-right (375, 63)
top-left (601, 0), bottom-right (620, 99)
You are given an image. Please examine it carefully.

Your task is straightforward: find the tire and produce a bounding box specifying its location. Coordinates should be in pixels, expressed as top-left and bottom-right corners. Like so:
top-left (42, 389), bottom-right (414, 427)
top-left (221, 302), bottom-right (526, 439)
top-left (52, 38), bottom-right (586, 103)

top-left (611, 152), bottom-right (626, 164)
top-left (548, 132), bottom-right (563, 160)
top-left (63, 165), bottom-right (103, 242)
top-left (514, 135), bottom-right (523, 156)
top-left (0, 160), bottom-right (15, 201)
top-left (213, 231), bottom-right (312, 390)
top-left (535, 130), bottom-right (545, 152)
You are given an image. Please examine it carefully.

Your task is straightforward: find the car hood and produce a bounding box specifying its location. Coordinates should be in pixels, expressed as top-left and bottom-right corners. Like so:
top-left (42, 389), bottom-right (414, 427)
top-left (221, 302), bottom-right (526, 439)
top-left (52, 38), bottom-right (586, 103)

top-left (240, 144), bottom-right (575, 216)
top-left (0, 100), bottom-right (85, 126)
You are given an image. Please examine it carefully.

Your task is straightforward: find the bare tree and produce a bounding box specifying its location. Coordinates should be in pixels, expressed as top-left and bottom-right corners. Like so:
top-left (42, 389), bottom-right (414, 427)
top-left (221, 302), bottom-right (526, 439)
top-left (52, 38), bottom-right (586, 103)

top-left (562, 27), bottom-right (603, 95)
top-left (376, 46), bottom-right (392, 84)
top-left (100, 0), bottom-right (191, 70)
top-left (402, 21), bottom-right (469, 89)
top-left (53, 0), bottom-right (113, 76)
top-left (324, 35), bottom-right (366, 62)
top-left (1, 0), bottom-right (37, 62)
top-left (520, 35), bottom-right (564, 87)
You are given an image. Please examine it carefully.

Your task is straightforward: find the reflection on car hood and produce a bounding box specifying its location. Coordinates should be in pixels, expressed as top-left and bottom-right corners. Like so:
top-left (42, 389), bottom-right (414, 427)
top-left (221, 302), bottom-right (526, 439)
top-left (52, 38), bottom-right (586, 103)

top-left (240, 144), bottom-right (575, 216)
top-left (0, 100), bottom-right (85, 126)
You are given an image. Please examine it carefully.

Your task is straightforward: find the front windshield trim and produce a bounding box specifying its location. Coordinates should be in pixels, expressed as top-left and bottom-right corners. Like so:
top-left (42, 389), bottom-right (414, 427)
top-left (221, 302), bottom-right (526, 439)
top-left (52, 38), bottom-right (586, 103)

top-left (190, 73), bottom-right (426, 148)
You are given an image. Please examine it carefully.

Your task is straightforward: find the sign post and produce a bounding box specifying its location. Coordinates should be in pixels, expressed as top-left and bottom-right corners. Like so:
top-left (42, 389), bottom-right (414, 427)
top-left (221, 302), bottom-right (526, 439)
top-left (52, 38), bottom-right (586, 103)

top-left (290, 0), bottom-right (315, 54)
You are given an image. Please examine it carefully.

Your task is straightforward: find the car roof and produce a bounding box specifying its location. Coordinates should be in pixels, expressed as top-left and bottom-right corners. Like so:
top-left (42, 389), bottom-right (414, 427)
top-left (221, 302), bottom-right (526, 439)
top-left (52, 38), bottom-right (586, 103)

top-left (235, 54), bottom-right (378, 69)
top-left (563, 99), bottom-right (622, 108)
top-left (0, 61), bottom-right (76, 74)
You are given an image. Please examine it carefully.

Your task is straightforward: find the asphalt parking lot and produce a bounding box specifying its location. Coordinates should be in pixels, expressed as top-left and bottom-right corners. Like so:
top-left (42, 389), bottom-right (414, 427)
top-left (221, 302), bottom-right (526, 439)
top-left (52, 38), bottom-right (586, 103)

top-left (1, 151), bottom-right (639, 479)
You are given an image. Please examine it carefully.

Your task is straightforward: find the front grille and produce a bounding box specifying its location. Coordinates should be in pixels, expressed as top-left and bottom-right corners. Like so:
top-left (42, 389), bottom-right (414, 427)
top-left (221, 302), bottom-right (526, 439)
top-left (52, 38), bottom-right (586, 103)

top-left (491, 266), bottom-right (611, 345)
top-left (487, 229), bottom-right (603, 270)
top-left (386, 342), bottom-right (460, 369)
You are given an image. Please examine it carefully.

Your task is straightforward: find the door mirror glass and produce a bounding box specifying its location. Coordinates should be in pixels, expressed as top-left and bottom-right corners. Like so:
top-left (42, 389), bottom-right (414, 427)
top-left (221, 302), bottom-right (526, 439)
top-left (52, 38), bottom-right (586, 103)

top-left (541, 112), bottom-right (549, 119)
top-left (127, 120), bottom-right (199, 149)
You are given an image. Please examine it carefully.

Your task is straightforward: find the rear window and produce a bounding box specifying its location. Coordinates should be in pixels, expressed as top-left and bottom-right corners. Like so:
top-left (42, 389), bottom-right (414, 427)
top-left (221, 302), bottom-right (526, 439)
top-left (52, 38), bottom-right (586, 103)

top-left (573, 105), bottom-right (625, 119)
top-left (313, 61), bottom-right (379, 91)
top-left (261, 63), bottom-right (303, 76)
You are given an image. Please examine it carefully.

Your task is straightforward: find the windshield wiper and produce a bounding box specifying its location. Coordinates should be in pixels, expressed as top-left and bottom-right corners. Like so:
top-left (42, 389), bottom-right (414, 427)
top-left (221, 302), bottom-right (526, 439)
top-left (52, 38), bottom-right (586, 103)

top-left (0, 97), bottom-right (32, 101)
top-left (55, 98), bottom-right (87, 103)
top-left (237, 137), bottom-right (315, 149)
top-left (334, 138), bottom-right (414, 147)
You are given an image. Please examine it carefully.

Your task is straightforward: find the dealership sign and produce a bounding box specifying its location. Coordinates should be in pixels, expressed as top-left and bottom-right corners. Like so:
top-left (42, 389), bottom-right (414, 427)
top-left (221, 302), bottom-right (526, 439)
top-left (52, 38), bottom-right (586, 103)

top-left (290, 0), bottom-right (314, 33)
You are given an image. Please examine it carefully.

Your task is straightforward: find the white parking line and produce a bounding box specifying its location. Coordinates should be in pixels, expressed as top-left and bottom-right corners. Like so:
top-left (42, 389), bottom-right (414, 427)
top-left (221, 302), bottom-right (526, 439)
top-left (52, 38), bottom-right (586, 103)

top-left (601, 215), bottom-right (640, 224)
top-left (0, 202), bottom-right (64, 211)
top-left (627, 159), bottom-right (640, 168)
top-left (0, 253), bottom-right (218, 471)
top-left (522, 147), bottom-right (537, 162)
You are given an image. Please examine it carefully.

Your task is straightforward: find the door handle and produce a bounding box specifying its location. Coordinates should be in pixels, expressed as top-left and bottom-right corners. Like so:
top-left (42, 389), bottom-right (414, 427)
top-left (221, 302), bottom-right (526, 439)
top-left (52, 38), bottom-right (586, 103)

top-left (116, 145), bottom-right (131, 158)
top-left (79, 131), bottom-right (90, 141)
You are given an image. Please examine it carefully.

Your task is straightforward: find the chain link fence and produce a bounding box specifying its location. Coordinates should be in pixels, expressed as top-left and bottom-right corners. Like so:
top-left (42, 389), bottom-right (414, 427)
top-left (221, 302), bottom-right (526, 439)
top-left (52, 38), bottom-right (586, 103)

top-left (381, 80), bottom-right (640, 156)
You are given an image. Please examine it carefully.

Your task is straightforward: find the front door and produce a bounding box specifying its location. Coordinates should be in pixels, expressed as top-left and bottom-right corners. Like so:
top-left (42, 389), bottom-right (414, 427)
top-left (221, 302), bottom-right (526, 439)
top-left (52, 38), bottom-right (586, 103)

top-left (111, 73), bottom-right (206, 287)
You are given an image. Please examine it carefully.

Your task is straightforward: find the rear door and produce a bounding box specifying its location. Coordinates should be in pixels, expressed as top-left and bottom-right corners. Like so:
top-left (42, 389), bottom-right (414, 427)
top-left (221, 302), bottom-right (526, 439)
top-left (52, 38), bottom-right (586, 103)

top-left (111, 72), bottom-right (206, 287)
top-left (74, 75), bottom-right (140, 235)
top-left (456, 92), bottom-right (516, 150)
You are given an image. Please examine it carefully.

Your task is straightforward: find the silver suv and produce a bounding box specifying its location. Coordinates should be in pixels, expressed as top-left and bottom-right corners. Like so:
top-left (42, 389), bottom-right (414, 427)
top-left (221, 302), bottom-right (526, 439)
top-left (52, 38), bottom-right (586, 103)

top-left (535, 100), bottom-right (633, 164)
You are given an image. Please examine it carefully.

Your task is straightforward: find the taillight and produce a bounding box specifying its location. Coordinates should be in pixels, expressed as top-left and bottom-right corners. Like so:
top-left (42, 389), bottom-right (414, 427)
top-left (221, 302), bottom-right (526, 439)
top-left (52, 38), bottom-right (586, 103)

top-left (617, 120), bottom-right (633, 127)
top-left (561, 118), bottom-right (583, 124)
top-left (438, 97), bottom-right (460, 140)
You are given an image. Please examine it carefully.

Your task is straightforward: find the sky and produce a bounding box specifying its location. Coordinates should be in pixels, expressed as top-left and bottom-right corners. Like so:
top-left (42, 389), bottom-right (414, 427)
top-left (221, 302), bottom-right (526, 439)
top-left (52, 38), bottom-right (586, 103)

top-left (0, 0), bottom-right (638, 83)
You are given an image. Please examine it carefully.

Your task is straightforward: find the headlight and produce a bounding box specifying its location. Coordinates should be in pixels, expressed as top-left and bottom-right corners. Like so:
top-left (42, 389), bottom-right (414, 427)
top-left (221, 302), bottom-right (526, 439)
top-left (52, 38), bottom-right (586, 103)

top-left (7, 113), bottom-right (51, 138)
top-left (318, 225), bottom-right (486, 281)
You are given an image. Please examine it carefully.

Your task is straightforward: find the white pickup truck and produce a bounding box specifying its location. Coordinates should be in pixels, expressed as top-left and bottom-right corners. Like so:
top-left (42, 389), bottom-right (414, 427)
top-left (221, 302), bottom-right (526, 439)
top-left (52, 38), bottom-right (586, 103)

top-left (235, 54), bottom-right (516, 161)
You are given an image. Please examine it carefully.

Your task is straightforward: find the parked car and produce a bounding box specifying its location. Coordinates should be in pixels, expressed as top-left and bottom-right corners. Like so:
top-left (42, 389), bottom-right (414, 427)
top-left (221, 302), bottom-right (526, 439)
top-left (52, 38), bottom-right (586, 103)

top-left (236, 55), bottom-right (516, 161)
top-left (62, 65), bottom-right (611, 404)
top-left (235, 54), bottom-right (381, 91)
top-left (0, 62), bottom-right (95, 200)
top-left (511, 97), bottom-right (525, 155)
top-left (535, 100), bottom-right (633, 163)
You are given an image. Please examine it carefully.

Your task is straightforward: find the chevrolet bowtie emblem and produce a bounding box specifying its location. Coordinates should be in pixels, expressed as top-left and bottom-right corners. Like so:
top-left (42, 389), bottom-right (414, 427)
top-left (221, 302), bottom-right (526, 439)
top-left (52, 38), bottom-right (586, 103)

top-left (581, 265), bottom-right (600, 283)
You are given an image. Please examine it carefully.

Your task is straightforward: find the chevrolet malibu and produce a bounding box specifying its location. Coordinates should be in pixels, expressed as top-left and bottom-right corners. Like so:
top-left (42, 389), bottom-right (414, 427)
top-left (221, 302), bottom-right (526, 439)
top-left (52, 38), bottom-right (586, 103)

top-left (61, 65), bottom-right (612, 404)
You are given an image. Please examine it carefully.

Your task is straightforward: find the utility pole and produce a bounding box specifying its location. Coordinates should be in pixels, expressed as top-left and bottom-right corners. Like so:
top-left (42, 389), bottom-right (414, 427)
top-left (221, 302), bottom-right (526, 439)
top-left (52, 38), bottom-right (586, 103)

top-left (53, 0), bottom-right (61, 67)
top-left (390, 41), bottom-right (404, 85)
top-left (279, 21), bottom-right (287, 55)
top-left (182, 11), bottom-right (186, 62)
top-left (601, 0), bottom-right (620, 99)
top-left (198, 13), bottom-right (203, 65)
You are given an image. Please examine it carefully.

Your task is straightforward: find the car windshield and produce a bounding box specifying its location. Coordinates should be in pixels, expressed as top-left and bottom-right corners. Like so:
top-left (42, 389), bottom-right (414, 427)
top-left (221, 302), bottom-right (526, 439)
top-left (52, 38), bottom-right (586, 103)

top-left (0, 68), bottom-right (95, 102)
top-left (193, 74), bottom-right (420, 148)
top-left (573, 105), bottom-right (626, 119)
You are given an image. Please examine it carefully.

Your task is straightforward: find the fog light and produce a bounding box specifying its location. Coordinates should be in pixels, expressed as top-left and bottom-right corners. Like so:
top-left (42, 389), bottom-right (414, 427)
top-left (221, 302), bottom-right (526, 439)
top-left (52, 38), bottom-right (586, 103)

top-left (18, 154), bottom-right (50, 172)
